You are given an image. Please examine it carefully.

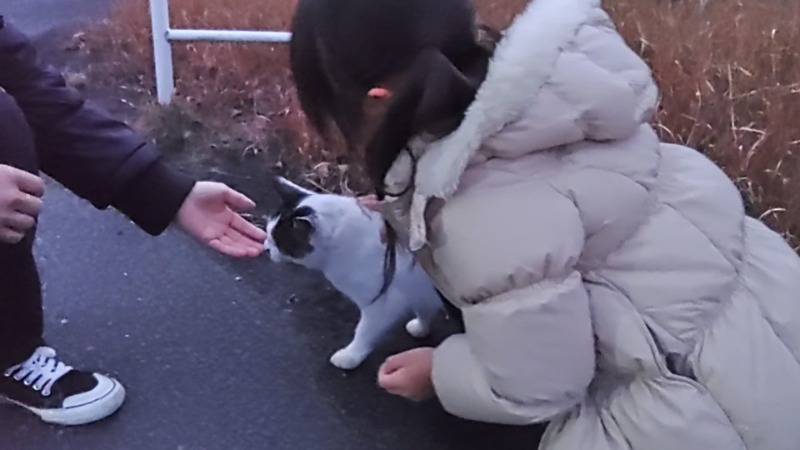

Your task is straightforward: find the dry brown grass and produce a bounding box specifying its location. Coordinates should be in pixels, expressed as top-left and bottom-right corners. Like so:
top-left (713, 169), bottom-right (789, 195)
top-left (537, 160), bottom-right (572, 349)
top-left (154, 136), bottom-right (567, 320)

top-left (86, 0), bottom-right (800, 248)
top-left (610, 0), bottom-right (800, 249)
top-left (88, 0), bottom-right (333, 186)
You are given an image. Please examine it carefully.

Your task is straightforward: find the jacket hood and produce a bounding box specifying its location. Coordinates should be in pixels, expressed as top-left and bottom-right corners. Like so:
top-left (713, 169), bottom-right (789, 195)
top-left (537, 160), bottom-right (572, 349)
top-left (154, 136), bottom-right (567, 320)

top-left (383, 0), bottom-right (659, 250)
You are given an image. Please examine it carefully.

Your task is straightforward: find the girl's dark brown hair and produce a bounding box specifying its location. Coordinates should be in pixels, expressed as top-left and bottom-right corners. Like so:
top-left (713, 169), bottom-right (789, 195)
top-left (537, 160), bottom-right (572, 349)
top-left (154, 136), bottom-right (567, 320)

top-left (289, 0), bottom-right (496, 299)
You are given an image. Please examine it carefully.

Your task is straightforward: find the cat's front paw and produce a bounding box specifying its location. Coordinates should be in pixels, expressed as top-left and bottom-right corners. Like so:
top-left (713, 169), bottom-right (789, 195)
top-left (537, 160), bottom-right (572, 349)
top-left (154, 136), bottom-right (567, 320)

top-left (330, 348), bottom-right (367, 370)
top-left (405, 318), bottom-right (431, 338)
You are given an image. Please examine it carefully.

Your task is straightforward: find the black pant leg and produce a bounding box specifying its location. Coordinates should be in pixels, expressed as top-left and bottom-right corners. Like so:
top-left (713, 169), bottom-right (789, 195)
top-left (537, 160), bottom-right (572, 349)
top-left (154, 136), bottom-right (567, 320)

top-left (0, 91), bottom-right (45, 369)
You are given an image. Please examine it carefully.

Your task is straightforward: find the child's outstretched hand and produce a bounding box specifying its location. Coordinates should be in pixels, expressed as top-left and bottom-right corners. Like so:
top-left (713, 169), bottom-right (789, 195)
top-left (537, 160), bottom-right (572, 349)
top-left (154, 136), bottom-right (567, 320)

top-left (377, 347), bottom-right (435, 402)
top-left (176, 181), bottom-right (267, 258)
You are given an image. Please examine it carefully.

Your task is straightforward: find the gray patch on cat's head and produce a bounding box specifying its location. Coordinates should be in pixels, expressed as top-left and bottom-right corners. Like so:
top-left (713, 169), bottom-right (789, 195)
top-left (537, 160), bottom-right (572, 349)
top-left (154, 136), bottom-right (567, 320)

top-left (266, 177), bottom-right (317, 261)
top-left (268, 206), bottom-right (316, 260)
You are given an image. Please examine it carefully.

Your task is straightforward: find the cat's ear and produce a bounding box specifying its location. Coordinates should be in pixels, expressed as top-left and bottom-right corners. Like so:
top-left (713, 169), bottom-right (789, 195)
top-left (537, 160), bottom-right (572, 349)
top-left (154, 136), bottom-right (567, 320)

top-left (292, 216), bottom-right (314, 231)
top-left (272, 176), bottom-right (314, 204)
top-left (290, 216), bottom-right (315, 244)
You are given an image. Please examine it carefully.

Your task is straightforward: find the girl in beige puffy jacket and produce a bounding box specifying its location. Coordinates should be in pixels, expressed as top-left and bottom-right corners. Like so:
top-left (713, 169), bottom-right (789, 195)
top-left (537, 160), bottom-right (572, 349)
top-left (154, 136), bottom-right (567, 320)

top-left (289, 0), bottom-right (800, 448)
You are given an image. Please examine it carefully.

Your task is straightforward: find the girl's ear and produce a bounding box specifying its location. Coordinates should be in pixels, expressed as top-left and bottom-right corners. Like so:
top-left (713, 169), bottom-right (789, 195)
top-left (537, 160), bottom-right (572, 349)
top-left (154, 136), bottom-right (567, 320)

top-left (364, 49), bottom-right (480, 194)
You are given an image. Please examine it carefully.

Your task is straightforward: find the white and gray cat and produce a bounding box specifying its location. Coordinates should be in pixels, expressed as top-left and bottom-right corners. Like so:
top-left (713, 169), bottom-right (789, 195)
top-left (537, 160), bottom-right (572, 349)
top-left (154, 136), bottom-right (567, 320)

top-left (264, 176), bottom-right (442, 370)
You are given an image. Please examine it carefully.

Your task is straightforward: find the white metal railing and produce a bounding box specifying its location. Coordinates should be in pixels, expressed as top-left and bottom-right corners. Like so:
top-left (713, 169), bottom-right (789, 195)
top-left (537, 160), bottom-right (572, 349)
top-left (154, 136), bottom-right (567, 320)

top-left (149, 0), bottom-right (292, 104)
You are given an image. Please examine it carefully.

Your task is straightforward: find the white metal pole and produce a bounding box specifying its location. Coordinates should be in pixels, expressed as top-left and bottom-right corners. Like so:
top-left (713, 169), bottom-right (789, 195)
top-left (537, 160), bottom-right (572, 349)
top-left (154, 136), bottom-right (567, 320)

top-left (149, 0), bottom-right (175, 105)
top-left (167, 29), bottom-right (292, 43)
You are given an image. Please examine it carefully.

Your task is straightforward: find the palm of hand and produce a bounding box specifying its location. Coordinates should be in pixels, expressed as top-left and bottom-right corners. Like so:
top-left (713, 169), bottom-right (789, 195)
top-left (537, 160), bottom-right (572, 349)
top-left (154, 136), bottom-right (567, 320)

top-left (177, 182), bottom-right (266, 258)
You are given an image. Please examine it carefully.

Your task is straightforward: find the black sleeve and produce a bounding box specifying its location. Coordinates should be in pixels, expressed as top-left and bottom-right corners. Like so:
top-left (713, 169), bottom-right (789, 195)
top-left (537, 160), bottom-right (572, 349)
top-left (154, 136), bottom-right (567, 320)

top-left (0, 18), bottom-right (195, 235)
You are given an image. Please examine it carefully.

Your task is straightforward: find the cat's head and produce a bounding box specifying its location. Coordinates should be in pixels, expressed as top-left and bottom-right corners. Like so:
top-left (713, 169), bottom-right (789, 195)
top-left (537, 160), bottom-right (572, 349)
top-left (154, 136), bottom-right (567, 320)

top-left (264, 176), bottom-right (347, 268)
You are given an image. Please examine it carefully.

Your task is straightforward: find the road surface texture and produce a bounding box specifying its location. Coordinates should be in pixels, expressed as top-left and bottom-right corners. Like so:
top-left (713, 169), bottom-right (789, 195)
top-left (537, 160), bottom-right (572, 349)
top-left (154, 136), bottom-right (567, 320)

top-left (0, 3), bottom-right (545, 450)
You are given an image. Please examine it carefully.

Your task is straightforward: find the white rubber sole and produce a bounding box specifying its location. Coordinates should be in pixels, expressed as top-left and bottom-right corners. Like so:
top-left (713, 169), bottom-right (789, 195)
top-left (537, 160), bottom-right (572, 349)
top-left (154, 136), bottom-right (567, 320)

top-left (1, 380), bottom-right (126, 426)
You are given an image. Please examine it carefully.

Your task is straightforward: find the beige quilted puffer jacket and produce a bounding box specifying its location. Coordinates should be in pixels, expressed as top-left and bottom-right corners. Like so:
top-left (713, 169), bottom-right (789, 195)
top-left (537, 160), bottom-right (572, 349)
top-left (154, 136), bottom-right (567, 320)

top-left (378, 0), bottom-right (800, 448)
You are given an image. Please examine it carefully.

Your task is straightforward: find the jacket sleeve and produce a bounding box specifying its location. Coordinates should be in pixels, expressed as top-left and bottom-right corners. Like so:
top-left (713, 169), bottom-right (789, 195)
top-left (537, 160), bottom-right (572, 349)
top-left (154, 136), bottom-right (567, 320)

top-left (0, 18), bottom-right (194, 235)
top-left (429, 190), bottom-right (595, 425)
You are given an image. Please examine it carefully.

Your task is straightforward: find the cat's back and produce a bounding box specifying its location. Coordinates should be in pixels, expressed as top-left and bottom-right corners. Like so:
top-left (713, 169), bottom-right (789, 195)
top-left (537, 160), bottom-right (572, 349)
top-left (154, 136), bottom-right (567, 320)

top-left (310, 195), bottom-right (386, 292)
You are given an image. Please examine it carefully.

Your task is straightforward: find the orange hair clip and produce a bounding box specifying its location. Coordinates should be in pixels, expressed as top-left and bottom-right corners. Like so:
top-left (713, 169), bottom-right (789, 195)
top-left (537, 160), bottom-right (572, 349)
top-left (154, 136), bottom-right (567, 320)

top-left (367, 87), bottom-right (392, 99)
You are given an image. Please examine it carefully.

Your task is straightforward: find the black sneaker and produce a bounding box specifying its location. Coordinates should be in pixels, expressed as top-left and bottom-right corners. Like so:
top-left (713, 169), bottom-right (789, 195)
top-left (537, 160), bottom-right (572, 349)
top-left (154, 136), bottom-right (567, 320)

top-left (0, 346), bottom-right (125, 426)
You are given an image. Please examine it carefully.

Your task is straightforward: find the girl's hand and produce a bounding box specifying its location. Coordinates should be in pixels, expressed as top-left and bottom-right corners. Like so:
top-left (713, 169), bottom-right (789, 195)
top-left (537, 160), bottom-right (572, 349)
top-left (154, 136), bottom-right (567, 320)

top-left (357, 194), bottom-right (382, 212)
top-left (357, 194), bottom-right (387, 243)
top-left (377, 347), bottom-right (435, 402)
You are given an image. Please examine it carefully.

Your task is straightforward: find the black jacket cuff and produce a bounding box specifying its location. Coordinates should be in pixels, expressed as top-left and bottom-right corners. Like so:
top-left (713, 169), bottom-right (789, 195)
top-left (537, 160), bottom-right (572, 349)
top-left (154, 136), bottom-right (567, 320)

top-left (112, 158), bottom-right (196, 236)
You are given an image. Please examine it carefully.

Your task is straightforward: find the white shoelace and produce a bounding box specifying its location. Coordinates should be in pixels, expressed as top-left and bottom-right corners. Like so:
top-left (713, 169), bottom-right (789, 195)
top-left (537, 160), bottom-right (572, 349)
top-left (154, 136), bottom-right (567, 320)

top-left (3, 347), bottom-right (73, 397)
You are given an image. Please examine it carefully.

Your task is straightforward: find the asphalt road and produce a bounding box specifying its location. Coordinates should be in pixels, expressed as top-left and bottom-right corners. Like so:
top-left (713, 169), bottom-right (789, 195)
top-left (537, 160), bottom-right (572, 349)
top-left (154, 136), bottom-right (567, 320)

top-left (0, 3), bottom-right (544, 450)
top-left (4, 0), bottom-right (114, 36)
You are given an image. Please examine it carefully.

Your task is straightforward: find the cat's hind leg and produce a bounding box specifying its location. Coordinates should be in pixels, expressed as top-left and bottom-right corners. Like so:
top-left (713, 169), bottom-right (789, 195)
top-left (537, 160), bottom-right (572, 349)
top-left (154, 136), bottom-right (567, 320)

top-left (405, 293), bottom-right (442, 338)
top-left (330, 300), bottom-right (403, 370)
top-left (405, 318), bottom-right (430, 338)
